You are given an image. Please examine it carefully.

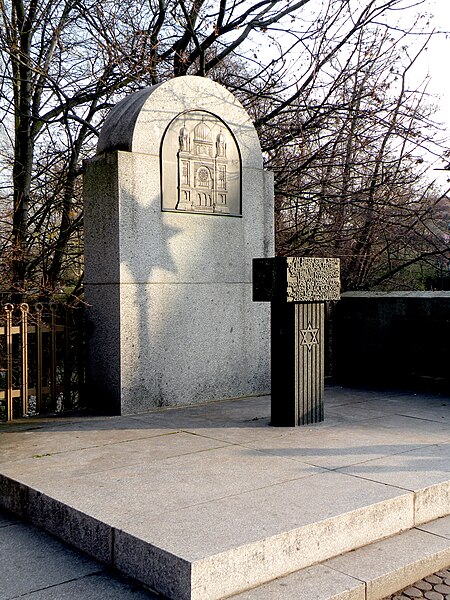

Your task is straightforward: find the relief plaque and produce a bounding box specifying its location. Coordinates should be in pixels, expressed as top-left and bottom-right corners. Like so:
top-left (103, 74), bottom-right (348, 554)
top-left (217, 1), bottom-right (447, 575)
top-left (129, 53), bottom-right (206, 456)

top-left (252, 257), bottom-right (341, 303)
top-left (161, 110), bottom-right (241, 216)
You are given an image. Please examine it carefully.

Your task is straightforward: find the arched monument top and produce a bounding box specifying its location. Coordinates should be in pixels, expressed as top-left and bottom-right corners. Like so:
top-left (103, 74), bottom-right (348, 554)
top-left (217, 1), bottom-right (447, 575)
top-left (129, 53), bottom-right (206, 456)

top-left (97, 76), bottom-right (263, 168)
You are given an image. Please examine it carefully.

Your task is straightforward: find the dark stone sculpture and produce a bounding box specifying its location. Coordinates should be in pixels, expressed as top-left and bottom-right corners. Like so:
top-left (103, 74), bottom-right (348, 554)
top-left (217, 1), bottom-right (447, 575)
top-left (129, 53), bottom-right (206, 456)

top-left (253, 257), bottom-right (340, 426)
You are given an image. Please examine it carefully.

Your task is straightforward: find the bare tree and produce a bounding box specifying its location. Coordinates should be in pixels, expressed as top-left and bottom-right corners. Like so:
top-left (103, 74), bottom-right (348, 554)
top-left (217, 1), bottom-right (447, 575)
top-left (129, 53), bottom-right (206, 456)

top-left (0, 0), bottom-right (440, 298)
top-left (271, 24), bottom-right (450, 290)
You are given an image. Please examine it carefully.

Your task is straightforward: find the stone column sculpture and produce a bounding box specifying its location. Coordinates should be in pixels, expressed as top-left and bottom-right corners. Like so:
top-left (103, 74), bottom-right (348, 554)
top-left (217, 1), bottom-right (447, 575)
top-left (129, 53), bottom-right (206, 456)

top-left (253, 257), bottom-right (340, 426)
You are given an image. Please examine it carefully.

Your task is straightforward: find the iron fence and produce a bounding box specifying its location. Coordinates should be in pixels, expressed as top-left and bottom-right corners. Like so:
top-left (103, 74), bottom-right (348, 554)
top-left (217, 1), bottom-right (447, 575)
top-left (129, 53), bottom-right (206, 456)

top-left (0, 302), bottom-right (85, 421)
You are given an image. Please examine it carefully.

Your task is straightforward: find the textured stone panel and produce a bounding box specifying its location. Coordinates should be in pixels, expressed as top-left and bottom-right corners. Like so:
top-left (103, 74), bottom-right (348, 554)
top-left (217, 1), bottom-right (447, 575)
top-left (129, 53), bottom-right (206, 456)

top-left (253, 257), bottom-right (340, 303)
top-left (0, 474), bottom-right (28, 518)
top-left (28, 490), bottom-right (113, 565)
top-left (287, 257), bottom-right (340, 302)
top-left (118, 281), bottom-right (270, 414)
top-left (114, 530), bottom-right (192, 600)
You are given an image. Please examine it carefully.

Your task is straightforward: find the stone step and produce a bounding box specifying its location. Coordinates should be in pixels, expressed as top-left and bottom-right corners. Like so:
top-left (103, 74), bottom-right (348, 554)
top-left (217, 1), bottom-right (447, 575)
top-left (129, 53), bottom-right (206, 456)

top-left (229, 516), bottom-right (450, 600)
top-left (1, 389), bottom-right (450, 600)
top-left (2, 472), bottom-right (450, 600)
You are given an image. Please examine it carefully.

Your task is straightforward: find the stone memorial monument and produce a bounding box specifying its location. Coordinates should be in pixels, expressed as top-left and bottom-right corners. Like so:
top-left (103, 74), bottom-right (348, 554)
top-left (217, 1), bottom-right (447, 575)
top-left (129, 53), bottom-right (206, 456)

top-left (84, 77), bottom-right (273, 414)
top-left (253, 257), bottom-right (340, 426)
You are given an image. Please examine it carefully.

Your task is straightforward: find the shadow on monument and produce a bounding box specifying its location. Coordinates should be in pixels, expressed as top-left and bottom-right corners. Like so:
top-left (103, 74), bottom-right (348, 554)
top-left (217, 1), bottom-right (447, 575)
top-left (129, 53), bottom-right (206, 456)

top-left (120, 197), bottom-right (181, 411)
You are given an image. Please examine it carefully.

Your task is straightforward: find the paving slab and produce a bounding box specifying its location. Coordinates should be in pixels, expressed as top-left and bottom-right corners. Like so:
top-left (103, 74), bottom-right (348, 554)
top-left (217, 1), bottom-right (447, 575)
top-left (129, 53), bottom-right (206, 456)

top-left (0, 416), bottom-right (180, 465)
top-left (114, 472), bottom-right (413, 599)
top-left (338, 443), bottom-right (450, 486)
top-left (16, 574), bottom-right (157, 600)
top-left (0, 518), bottom-right (103, 599)
top-left (372, 395), bottom-right (450, 425)
top-left (338, 443), bottom-right (450, 523)
top-left (1, 445), bottom-right (323, 524)
top-left (117, 471), bottom-right (413, 559)
top-left (1, 387), bottom-right (449, 600)
top-left (0, 432), bottom-right (231, 482)
top-left (325, 403), bottom-right (393, 422)
top-left (245, 422), bottom-right (439, 470)
top-left (417, 515), bottom-right (450, 539)
top-left (326, 396), bottom-right (450, 426)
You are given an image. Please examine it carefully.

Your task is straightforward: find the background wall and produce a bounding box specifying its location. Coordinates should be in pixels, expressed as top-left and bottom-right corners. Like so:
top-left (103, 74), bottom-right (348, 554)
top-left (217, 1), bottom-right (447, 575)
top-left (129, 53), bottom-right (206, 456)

top-left (332, 292), bottom-right (450, 394)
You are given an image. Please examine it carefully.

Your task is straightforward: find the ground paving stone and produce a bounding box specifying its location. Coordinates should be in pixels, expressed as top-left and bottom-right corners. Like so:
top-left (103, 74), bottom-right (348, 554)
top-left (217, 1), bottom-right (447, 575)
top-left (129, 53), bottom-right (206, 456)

top-left (415, 581), bottom-right (433, 591)
top-left (435, 585), bottom-right (450, 594)
top-left (403, 587), bottom-right (424, 597)
top-left (387, 568), bottom-right (450, 600)
top-left (0, 509), bottom-right (158, 600)
top-left (424, 592), bottom-right (444, 600)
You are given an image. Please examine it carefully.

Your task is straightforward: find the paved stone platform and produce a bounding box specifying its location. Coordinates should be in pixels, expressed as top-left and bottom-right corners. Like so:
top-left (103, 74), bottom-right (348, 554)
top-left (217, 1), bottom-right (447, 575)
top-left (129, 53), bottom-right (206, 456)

top-left (1, 386), bottom-right (449, 599)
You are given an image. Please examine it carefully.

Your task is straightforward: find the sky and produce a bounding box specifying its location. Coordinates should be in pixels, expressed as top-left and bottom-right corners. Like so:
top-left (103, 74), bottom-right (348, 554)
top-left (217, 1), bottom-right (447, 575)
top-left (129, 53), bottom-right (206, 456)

top-left (418, 0), bottom-right (450, 170)
top-left (259, 0), bottom-right (450, 171)
top-left (422, 1), bottom-right (450, 109)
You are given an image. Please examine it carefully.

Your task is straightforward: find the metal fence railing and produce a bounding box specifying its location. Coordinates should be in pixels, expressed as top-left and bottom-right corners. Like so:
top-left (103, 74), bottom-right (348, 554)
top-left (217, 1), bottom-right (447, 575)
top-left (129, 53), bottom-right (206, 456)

top-left (0, 302), bottom-right (85, 421)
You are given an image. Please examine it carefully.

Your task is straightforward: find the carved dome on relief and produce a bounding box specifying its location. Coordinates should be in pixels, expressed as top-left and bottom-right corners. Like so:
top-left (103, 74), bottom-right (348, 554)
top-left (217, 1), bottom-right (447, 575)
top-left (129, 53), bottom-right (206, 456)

top-left (194, 122), bottom-right (211, 142)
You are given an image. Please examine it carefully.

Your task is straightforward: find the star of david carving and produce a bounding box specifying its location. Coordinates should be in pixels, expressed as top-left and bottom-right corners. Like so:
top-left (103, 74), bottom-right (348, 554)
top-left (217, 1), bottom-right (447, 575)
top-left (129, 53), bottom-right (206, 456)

top-left (299, 322), bottom-right (319, 351)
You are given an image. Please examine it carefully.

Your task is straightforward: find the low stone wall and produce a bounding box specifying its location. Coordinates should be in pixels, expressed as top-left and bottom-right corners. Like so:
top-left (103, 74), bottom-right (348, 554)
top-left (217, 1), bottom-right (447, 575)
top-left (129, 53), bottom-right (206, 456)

top-left (332, 292), bottom-right (450, 393)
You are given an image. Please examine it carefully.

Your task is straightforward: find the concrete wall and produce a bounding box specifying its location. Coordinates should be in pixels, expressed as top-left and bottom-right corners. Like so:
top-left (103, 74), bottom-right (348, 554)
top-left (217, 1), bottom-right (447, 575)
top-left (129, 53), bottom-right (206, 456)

top-left (332, 292), bottom-right (450, 394)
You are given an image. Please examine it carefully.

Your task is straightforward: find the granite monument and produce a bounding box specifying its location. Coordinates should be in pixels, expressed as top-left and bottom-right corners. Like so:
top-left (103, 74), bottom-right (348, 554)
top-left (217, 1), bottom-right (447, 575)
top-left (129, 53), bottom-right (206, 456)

top-left (84, 76), bottom-right (273, 414)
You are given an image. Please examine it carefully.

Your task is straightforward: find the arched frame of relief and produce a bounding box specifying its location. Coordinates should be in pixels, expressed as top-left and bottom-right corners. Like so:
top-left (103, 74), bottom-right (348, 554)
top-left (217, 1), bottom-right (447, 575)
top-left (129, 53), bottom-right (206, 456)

top-left (161, 109), bottom-right (242, 217)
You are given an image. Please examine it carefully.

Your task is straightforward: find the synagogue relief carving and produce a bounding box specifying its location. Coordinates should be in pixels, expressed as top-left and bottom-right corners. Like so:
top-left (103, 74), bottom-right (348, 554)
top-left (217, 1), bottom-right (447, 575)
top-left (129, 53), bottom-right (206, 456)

top-left (162, 110), bottom-right (241, 216)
